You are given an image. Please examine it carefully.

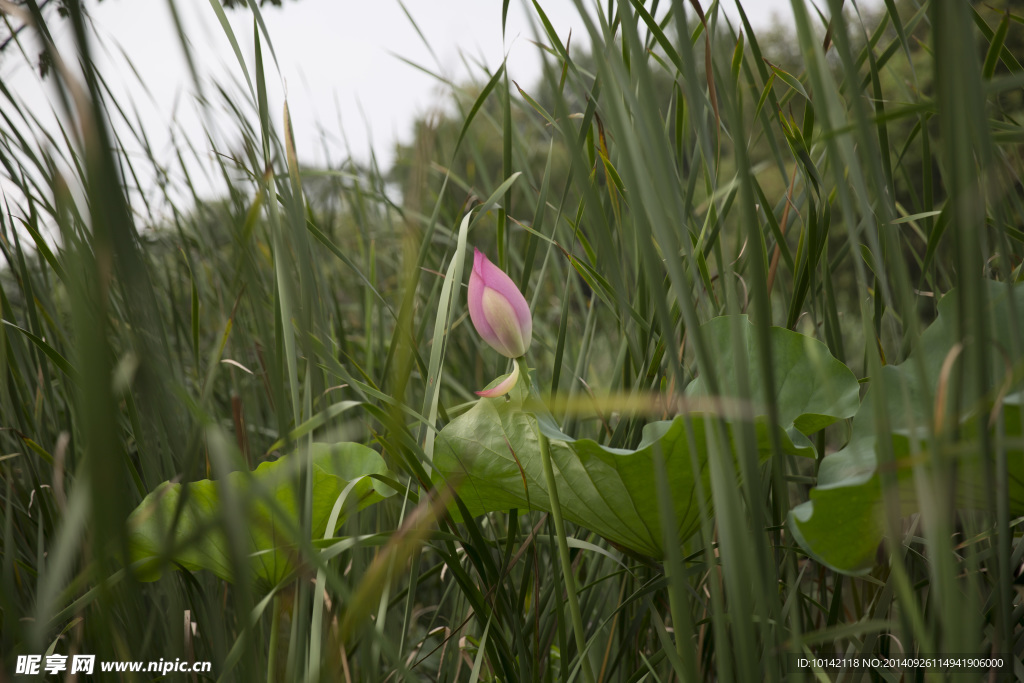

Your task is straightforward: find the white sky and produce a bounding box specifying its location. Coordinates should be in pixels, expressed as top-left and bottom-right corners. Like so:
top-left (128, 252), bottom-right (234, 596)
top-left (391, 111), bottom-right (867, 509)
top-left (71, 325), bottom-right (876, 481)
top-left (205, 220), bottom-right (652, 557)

top-left (1, 0), bottom-right (810, 205)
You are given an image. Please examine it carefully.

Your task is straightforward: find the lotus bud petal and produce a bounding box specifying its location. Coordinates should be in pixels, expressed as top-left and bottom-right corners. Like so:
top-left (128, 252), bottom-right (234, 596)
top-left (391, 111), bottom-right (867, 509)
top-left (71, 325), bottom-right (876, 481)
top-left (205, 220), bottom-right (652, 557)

top-left (468, 248), bottom-right (532, 359)
top-left (475, 359), bottom-right (520, 398)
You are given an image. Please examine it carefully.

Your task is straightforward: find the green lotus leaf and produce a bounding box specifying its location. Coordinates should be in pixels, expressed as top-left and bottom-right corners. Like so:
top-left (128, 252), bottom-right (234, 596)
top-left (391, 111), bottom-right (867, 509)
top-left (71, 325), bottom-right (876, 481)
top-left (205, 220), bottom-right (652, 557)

top-left (128, 442), bottom-right (395, 590)
top-left (790, 282), bottom-right (1024, 574)
top-left (686, 315), bottom-right (861, 435)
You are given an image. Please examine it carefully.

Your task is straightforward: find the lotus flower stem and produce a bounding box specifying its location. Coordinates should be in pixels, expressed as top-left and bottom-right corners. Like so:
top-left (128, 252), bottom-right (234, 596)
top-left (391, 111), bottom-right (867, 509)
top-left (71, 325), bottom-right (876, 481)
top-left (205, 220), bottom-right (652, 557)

top-left (521, 358), bottom-right (595, 683)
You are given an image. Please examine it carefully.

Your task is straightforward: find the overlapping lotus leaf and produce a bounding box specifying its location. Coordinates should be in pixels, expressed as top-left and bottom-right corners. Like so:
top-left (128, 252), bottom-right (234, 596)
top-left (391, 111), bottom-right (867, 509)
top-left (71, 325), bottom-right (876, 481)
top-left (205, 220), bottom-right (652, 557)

top-left (790, 282), bottom-right (1024, 574)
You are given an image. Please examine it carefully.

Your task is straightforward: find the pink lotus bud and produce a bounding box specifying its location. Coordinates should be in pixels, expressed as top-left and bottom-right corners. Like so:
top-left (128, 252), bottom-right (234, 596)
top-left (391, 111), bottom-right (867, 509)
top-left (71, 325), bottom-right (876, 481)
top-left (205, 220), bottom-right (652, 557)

top-left (468, 248), bottom-right (532, 359)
